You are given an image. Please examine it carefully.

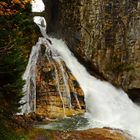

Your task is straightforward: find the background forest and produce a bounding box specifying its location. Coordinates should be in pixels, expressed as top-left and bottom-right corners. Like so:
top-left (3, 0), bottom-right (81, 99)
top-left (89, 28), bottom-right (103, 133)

top-left (0, 1), bottom-right (39, 139)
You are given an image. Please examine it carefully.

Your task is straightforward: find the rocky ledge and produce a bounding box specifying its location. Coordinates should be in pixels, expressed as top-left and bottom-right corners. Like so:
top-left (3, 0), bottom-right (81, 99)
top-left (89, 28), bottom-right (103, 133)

top-left (35, 45), bottom-right (85, 119)
top-left (30, 128), bottom-right (133, 140)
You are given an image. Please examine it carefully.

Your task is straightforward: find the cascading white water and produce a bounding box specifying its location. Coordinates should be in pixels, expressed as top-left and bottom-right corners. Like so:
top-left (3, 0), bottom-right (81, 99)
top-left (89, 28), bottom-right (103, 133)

top-left (45, 45), bottom-right (67, 116)
top-left (22, 14), bottom-right (140, 138)
top-left (21, 16), bottom-right (72, 116)
top-left (20, 16), bottom-right (47, 114)
top-left (20, 0), bottom-right (46, 114)
top-left (31, 0), bottom-right (45, 12)
top-left (55, 59), bottom-right (72, 108)
top-left (21, 38), bottom-right (42, 113)
top-left (21, 1), bottom-right (140, 138)
top-left (47, 37), bottom-right (140, 139)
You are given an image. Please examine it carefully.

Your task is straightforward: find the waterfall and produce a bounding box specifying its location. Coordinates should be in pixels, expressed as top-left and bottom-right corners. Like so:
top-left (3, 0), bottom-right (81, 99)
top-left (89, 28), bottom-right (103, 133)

top-left (21, 16), bottom-right (72, 116)
top-left (21, 0), bottom-right (140, 139)
top-left (31, 0), bottom-right (45, 12)
top-left (20, 38), bottom-right (42, 113)
top-left (20, 0), bottom-right (46, 114)
top-left (21, 17), bottom-right (140, 139)
top-left (46, 44), bottom-right (72, 109)
top-left (54, 58), bottom-right (72, 108)
top-left (48, 37), bottom-right (140, 139)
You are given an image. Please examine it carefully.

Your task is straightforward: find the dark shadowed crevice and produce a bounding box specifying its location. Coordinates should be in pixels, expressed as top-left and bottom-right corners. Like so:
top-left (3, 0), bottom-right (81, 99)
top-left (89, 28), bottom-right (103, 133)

top-left (44, 0), bottom-right (60, 34)
top-left (128, 88), bottom-right (140, 103)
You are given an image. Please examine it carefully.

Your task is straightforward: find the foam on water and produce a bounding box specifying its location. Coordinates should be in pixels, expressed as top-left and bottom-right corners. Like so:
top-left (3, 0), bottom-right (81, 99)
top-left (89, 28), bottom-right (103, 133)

top-left (48, 37), bottom-right (140, 139)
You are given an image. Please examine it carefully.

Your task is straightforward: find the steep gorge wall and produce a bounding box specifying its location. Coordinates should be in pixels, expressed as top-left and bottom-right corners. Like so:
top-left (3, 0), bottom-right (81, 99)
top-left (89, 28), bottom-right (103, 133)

top-left (44, 0), bottom-right (140, 102)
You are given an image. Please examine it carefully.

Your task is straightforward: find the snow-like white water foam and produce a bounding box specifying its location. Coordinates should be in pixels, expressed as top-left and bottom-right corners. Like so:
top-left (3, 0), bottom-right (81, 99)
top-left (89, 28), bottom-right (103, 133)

top-left (31, 0), bottom-right (45, 12)
top-left (20, 38), bottom-right (43, 113)
top-left (47, 37), bottom-right (140, 140)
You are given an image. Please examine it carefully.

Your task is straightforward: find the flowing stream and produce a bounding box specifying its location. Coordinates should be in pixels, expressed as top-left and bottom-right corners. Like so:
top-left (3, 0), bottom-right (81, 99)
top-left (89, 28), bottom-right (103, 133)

top-left (20, 0), bottom-right (140, 139)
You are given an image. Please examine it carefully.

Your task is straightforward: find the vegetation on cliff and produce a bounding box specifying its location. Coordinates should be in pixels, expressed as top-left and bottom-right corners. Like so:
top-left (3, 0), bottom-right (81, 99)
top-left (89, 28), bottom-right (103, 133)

top-left (0, 1), bottom-right (39, 139)
top-left (0, 0), bottom-right (30, 16)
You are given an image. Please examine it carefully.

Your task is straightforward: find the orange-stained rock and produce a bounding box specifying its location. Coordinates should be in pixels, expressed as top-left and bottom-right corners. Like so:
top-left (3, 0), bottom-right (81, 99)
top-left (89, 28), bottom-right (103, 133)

top-left (35, 45), bottom-right (85, 119)
top-left (29, 128), bottom-right (133, 140)
top-left (50, 128), bottom-right (133, 140)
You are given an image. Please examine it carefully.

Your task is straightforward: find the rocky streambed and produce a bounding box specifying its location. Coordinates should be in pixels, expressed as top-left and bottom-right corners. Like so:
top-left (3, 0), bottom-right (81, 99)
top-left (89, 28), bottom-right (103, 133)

top-left (30, 115), bottom-right (133, 140)
top-left (29, 128), bottom-right (132, 140)
top-left (14, 114), bottom-right (134, 140)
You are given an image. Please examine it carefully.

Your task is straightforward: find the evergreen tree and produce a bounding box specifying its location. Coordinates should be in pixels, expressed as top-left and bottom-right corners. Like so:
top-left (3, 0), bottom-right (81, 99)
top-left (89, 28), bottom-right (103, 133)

top-left (0, 1), bottom-right (39, 137)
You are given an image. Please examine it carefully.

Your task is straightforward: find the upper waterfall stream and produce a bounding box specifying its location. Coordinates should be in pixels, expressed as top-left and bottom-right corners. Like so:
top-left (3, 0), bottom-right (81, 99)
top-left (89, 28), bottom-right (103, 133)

top-left (21, 1), bottom-right (140, 139)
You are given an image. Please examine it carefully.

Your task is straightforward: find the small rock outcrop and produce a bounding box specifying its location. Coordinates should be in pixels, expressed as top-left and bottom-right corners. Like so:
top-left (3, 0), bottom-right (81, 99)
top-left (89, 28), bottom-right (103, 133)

top-left (36, 45), bottom-right (85, 119)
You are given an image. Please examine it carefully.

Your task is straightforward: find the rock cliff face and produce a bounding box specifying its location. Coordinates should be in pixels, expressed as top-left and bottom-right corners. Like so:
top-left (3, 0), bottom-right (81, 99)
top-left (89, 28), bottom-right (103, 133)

top-left (44, 0), bottom-right (140, 102)
top-left (36, 45), bottom-right (85, 119)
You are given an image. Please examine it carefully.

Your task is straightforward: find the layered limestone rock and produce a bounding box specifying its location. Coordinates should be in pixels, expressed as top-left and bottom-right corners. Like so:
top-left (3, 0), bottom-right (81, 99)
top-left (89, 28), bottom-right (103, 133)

top-left (36, 45), bottom-right (85, 119)
top-left (44, 0), bottom-right (140, 102)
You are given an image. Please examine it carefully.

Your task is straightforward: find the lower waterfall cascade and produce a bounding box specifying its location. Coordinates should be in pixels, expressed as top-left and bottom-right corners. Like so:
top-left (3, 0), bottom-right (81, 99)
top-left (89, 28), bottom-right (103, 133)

top-left (49, 37), bottom-right (140, 140)
top-left (21, 16), bottom-right (140, 140)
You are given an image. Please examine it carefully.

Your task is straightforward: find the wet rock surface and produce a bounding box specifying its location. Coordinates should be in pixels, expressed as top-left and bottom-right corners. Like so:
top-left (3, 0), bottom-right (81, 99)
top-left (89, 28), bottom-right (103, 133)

top-left (36, 44), bottom-right (85, 119)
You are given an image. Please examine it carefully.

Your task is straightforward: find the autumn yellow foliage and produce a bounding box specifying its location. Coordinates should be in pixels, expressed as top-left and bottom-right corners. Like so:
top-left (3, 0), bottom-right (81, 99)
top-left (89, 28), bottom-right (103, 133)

top-left (0, 0), bottom-right (31, 16)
